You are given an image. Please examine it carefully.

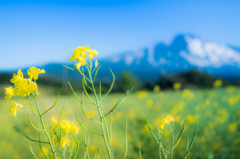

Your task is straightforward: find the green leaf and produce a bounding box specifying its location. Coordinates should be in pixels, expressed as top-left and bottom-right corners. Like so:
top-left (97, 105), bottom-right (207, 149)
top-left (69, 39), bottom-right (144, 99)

top-left (104, 87), bottom-right (133, 117)
top-left (102, 69), bottom-right (115, 100)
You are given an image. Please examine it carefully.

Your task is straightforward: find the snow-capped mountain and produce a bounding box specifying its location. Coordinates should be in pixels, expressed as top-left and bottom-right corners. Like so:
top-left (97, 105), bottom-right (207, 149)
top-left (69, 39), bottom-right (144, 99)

top-left (98, 34), bottom-right (240, 81)
top-left (20, 34), bottom-right (240, 82)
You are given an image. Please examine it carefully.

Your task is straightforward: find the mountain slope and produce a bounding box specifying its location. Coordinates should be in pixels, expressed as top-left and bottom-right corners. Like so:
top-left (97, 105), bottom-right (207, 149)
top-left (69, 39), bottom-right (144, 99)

top-left (7, 34), bottom-right (240, 82)
top-left (98, 34), bottom-right (240, 81)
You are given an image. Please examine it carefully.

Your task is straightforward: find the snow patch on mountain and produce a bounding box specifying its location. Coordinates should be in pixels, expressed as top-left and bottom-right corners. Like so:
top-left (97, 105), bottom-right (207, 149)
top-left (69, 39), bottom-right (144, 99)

top-left (181, 36), bottom-right (240, 68)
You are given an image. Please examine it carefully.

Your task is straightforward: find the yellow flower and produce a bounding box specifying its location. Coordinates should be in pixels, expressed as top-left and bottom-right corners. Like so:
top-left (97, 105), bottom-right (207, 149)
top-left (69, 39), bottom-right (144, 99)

top-left (86, 48), bottom-right (98, 60)
top-left (213, 79), bottom-right (222, 88)
top-left (137, 91), bottom-right (147, 99)
top-left (171, 101), bottom-right (185, 114)
top-left (9, 101), bottom-right (23, 117)
top-left (60, 137), bottom-right (70, 148)
top-left (186, 115), bottom-right (199, 124)
top-left (228, 123), bottom-right (237, 132)
top-left (27, 67), bottom-right (45, 80)
top-left (10, 70), bottom-right (23, 84)
top-left (159, 115), bottom-right (175, 130)
top-left (70, 46), bottom-right (89, 69)
top-left (70, 46), bottom-right (89, 61)
top-left (41, 147), bottom-right (49, 155)
top-left (60, 120), bottom-right (80, 135)
top-left (51, 117), bottom-right (58, 126)
top-left (182, 89), bottom-right (194, 99)
top-left (146, 99), bottom-right (153, 107)
top-left (228, 97), bottom-right (238, 105)
top-left (95, 60), bottom-right (98, 68)
top-left (165, 115), bottom-right (175, 124)
top-left (13, 78), bottom-right (37, 97)
top-left (9, 69), bottom-right (38, 97)
top-left (153, 85), bottom-right (160, 92)
top-left (173, 83), bottom-right (182, 90)
top-left (88, 145), bottom-right (96, 152)
top-left (87, 110), bottom-right (96, 118)
top-left (226, 86), bottom-right (236, 93)
top-left (159, 119), bottom-right (167, 130)
top-left (141, 125), bottom-right (149, 133)
top-left (5, 86), bottom-right (14, 101)
top-left (75, 57), bottom-right (86, 69)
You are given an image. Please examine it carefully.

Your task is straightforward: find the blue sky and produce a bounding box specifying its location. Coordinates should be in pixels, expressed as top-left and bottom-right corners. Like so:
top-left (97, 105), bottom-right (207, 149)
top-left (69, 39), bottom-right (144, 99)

top-left (0, 0), bottom-right (240, 70)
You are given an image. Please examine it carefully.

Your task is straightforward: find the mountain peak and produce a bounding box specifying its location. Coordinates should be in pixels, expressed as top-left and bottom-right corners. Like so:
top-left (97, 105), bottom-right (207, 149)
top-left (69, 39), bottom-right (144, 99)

top-left (38, 34), bottom-right (240, 82)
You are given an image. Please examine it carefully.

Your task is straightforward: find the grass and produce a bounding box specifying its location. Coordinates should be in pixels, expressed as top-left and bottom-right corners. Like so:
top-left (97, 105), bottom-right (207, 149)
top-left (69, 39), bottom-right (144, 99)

top-left (0, 86), bottom-right (240, 159)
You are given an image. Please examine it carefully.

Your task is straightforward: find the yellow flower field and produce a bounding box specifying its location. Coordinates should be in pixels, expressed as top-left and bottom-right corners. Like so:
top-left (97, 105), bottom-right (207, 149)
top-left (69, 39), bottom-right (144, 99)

top-left (1, 46), bottom-right (240, 159)
top-left (0, 85), bottom-right (240, 158)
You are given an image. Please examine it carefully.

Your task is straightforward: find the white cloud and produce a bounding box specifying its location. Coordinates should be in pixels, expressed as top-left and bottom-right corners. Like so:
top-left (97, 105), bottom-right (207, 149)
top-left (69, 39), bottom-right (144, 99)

top-left (181, 36), bottom-right (240, 68)
top-left (124, 55), bottom-right (134, 65)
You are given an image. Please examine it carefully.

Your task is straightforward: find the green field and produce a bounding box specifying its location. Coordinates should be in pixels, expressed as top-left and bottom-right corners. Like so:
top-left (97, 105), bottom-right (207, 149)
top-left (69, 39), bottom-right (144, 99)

top-left (1, 86), bottom-right (240, 159)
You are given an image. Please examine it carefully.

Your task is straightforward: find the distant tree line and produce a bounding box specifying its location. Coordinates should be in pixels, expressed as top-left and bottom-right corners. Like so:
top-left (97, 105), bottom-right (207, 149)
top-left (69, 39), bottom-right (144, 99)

top-left (113, 69), bottom-right (240, 92)
top-left (1, 69), bottom-right (240, 96)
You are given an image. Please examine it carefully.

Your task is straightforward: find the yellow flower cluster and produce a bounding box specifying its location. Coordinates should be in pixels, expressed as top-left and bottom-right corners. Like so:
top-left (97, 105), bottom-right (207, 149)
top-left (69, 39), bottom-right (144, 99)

top-left (173, 82), bottom-right (182, 90)
top-left (69, 46), bottom-right (98, 69)
top-left (5, 67), bottom-right (45, 117)
top-left (87, 110), bottom-right (96, 118)
top-left (171, 101), bottom-right (185, 114)
top-left (213, 79), bottom-right (222, 88)
top-left (228, 96), bottom-right (239, 105)
top-left (51, 117), bottom-right (80, 148)
top-left (182, 89), bottom-right (194, 99)
top-left (153, 85), bottom-right (160, 92)
top-left (159, 115), bottom-right (175, 130)
top-left (137, 91), bottom-right (148, 99)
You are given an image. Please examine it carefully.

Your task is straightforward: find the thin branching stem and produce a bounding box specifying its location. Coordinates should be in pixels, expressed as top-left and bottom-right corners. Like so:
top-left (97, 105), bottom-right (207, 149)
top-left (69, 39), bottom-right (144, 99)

top-left (31, 93), bottom-right (56, 159)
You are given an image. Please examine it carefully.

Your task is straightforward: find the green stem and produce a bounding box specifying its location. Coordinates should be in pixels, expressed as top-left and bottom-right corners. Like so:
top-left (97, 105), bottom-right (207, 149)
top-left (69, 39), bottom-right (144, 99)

top-left (32, 93), bottom-right (56, 159)
top-left (86, 66), bottom-right (113, 159)
top-left (170, 133), bottom-right (175, 159)
top-left (158, 144), bottom-right (162, 159)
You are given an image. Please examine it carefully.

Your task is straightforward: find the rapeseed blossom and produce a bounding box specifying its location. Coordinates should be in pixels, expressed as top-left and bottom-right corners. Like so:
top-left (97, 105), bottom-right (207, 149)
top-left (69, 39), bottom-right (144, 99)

top-left (70, 46), bottom-right (89, 60)
top-left (226, 86), bottom-right (236, 93)
top-left (60, 137), bottom-right (70, 148)
top-left (213, 79), bottom-right (222, 88)
top-left (60, 120), bottom-right (80, 135)
top-left (51, 118), bottom-right (80, 135)
top-left (69, 46), bottom-right (98, 69)
top-left (51, 117), bottom-right (58, 126)
top-left (137, 91), bottom-right (148, 99)
top-left (10, 70), bottom-right (24, 84)
top-left (5, 86), bottom-right (14, 101)
top-left (182, 89), bottom-right (194, 99)
top-left (5, 67), bottom-right (44, 117)
top-left (27, 67), bottom-right (45, 80)
top-left (228, 96), bottom-right (238, 105)
top-left (146, 99), bottom-right (153, 107)
top-left (173, 83), bottom-right (182, 90)
top-left (87, 110), bottom-right (96, 118)
top-left (41, 147), bottom-right (49, 155)
top-left (7, 68), bottom-right (43, 98)
top-left (159, 115), bottom-right (175, 130)
top-left (9, 101), bottom-right (23, 117)
top-left (228, 123), bottom-right (237, 132)
top-left (186, 114), bottom-right (199, 124)
top-left (153, 85), bottom-right (160, 92)
top-left (87, 48), bottom-right (98, 60)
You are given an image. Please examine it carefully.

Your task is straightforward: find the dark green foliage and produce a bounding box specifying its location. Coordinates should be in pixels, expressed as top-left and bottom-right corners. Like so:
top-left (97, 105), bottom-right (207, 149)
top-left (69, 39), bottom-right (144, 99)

top-left (116, 71), bottom-right (139, 92)
top-left (157, 69), bottom-right (232, 90)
